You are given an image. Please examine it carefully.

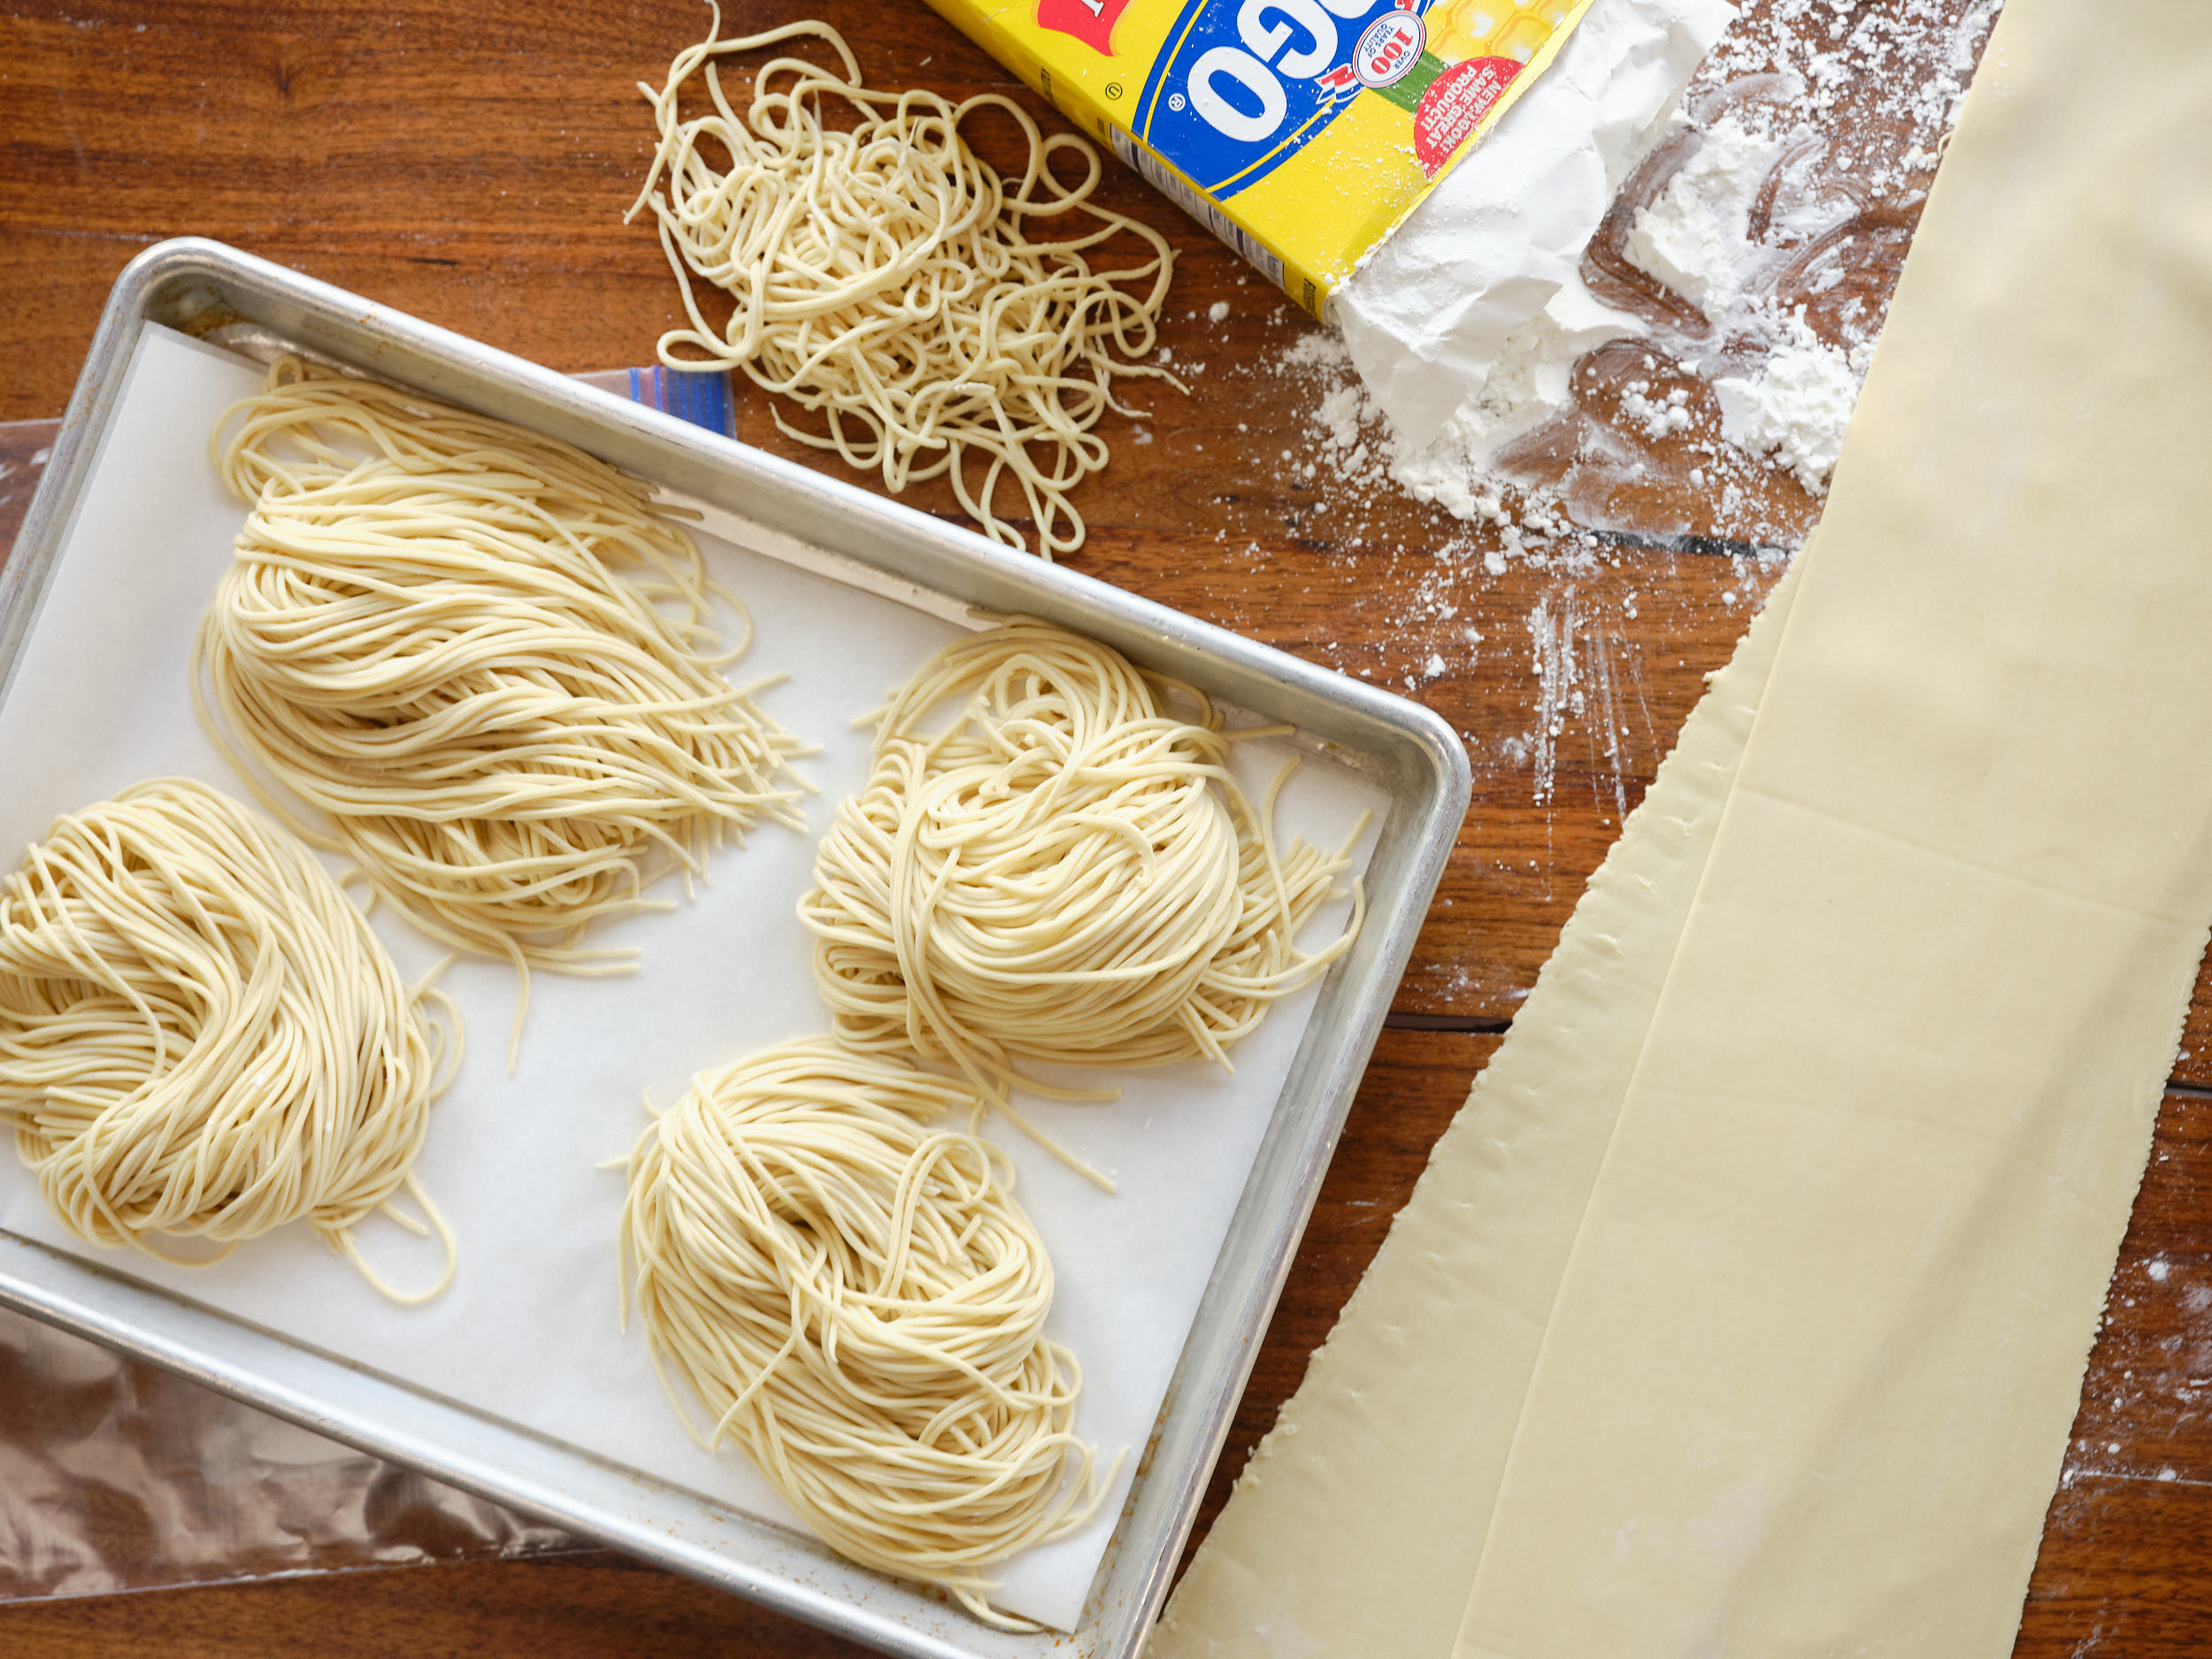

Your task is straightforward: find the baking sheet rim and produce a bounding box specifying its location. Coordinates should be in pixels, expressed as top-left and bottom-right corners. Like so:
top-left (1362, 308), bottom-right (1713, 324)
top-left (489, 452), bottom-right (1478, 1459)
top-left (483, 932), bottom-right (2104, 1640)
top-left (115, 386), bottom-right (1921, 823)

top-left (0, 236), bottom-right (1472, 1659)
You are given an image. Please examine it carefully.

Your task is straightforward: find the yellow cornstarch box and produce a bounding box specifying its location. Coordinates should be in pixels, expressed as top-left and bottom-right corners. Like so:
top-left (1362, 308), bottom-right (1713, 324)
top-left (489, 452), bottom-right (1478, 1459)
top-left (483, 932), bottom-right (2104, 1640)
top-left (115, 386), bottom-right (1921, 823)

top-left (924, 0), bottom-right (1596, 318)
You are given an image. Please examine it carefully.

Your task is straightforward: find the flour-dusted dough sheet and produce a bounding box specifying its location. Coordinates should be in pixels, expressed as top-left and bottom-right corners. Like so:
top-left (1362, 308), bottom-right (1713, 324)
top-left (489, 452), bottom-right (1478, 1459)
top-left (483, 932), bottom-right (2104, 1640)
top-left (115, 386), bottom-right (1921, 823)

top-left (1157, 4), bottom-right (2212, 1655)
top-left (1149, 561), bottom-right (1803, 1658)
top-left (1454, 2), bottom-right (2212, 1654)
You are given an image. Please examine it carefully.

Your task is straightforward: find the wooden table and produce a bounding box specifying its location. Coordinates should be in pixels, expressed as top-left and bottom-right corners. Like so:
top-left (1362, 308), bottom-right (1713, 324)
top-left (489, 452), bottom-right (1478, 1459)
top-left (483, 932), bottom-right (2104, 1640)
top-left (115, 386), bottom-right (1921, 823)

top-left (2, 1), bottom-right (2207, 1653)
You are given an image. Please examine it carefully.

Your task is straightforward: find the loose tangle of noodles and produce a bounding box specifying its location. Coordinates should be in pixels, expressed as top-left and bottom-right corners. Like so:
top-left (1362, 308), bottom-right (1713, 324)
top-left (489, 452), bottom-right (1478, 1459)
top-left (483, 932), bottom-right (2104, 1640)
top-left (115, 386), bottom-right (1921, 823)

top-left (627, 9), bottom-right (1180, 557)
top-left (198, 357), bottom-right (810, 1050)
top-left (0, 779), bottom-right (461, 1302)
top-left (800, 620), bottom-right (1364, 1166)
top-left (619, 1037), bottom-right (1115, 1625)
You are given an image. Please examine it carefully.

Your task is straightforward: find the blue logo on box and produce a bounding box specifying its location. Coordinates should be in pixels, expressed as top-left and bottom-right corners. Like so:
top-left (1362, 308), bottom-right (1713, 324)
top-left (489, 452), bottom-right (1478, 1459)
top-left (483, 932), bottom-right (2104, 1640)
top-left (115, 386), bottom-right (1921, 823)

top-left (1134, 0), bottom-right (1432, 199)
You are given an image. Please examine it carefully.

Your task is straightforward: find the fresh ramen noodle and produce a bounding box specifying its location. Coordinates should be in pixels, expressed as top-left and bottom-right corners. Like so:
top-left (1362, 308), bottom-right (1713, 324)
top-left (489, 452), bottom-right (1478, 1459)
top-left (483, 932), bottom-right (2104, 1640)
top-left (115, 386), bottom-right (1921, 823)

top-left (628, 10), bottom-right (1179, 557)
top-left (198, 357), bottom-right (810, 1049)
top-left (619, 1037), bottom-right (1113, 1624)
top-left (802, 619), bottom-right (1363, 1170)
top-left (0, 779), bottom-right (460, 1302)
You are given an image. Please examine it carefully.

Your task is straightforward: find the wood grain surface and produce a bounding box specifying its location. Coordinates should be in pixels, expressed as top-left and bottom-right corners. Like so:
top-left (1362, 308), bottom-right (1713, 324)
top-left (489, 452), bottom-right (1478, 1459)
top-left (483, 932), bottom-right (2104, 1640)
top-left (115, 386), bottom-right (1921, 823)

top-left (0, 1), bottom-right (2205, 1655)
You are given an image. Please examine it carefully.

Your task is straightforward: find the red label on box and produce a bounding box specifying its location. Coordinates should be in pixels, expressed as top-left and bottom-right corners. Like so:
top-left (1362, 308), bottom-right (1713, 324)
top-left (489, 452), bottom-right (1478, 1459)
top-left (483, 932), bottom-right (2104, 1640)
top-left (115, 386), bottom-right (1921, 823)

top-left (1414, 56), bottom-right (1521, 174)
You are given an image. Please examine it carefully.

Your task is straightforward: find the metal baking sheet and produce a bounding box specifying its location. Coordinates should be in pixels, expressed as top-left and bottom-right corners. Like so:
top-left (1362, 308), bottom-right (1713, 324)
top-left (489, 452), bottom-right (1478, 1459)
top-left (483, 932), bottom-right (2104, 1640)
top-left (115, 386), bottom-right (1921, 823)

top-left (6, 319), bottom-right (1375, 1630)
top-left (0, 238), bottom-right (1471, 1659)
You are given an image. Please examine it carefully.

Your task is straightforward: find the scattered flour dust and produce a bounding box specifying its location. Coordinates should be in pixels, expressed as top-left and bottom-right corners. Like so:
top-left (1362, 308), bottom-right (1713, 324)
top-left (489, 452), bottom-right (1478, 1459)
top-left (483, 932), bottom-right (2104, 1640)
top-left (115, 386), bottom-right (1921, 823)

top-left (1619, 380), bottom-right (1694, 443)
top-left (1390, 272), bottom-right (1641, 518)
top-left (1712, 312), bottom-right (1870, 490)
top-left (1624, 115), bottom-right (1775, 312)
top-left (1623, 111), bottom-right (1875, 489)
top-left (1272, 329), bottom-right (1711, 817)
top-left (1289, 0), bottom-right (2006, 534)
top-left (1526, 593), bottom-right (1637, 816)
top-left (1261, 1), bottom-right (2005, 818)
top-left (1286, 330), bottom-right (1605, 562)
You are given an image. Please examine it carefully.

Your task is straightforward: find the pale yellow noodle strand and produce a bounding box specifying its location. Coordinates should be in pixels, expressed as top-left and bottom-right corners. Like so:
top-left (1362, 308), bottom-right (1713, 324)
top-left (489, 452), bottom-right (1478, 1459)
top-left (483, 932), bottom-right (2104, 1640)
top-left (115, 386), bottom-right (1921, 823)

top-left (0, 779), bottom-right (461, 1302)
top-left (626, 6), bottom-right (1182, 557)
top-left (618, 1037), bottom-right (1117, 1626)
top-left (196, 358), bottom-right (812, 1056)
top-left (799, 619), bottom-right (1364, 1133)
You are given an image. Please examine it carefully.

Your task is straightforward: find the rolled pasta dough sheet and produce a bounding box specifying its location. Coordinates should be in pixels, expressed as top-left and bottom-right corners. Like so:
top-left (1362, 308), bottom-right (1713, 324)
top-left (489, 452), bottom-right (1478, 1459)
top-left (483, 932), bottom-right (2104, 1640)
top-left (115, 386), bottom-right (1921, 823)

top-left (1149, 550), bottom-right (1806, 1658)
top-left (1157, 4), bottom-right (2212, 1656)
top-left (1455, 1), bottom-right (2212, 1653)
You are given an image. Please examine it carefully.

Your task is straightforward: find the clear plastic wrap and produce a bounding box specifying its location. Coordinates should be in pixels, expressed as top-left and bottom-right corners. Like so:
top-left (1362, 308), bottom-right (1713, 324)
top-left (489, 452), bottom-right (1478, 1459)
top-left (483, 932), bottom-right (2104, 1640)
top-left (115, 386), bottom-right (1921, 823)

top-left (0, 1303), bottom-right (580, 1604)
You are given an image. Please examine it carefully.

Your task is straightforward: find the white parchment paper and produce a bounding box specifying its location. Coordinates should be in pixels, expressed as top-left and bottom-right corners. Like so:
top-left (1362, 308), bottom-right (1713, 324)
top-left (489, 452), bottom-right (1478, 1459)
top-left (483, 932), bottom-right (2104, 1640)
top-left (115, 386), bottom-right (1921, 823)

top-left (0, 326), bottom-right (1382, 1632)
